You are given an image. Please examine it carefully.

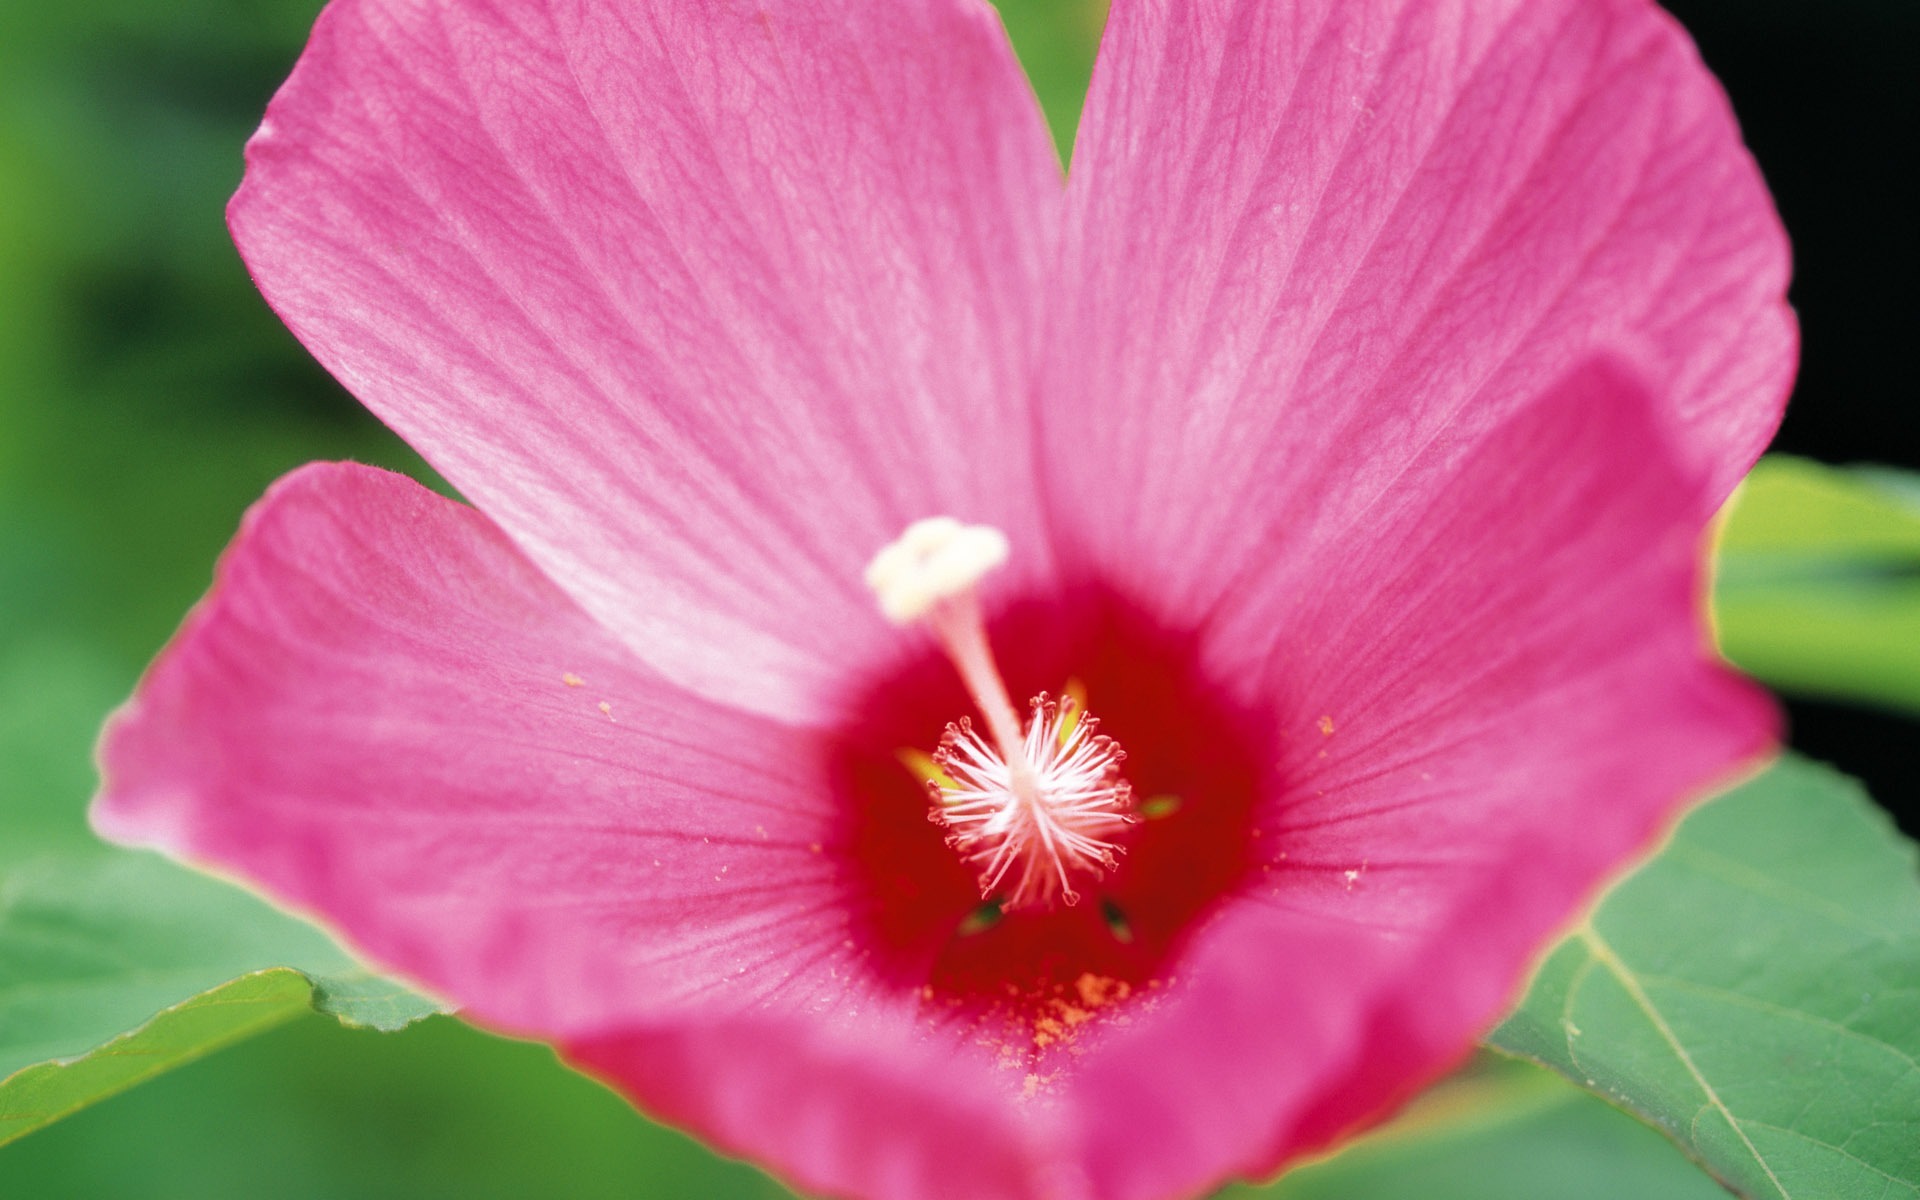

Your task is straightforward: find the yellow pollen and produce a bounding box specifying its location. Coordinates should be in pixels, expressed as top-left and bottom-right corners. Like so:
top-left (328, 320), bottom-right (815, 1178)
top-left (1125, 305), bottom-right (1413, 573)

top-left (895, 746), bottom-right (958, 790)
top-left (1059, 676), bottom-right (1089, 743)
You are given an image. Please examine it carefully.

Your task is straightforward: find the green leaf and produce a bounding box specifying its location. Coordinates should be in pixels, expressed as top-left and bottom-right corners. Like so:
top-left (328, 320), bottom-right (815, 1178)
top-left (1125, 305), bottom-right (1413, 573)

top-left (307, 966), bottom-right (447, 1032)
top-left (1490, 755), bottom-right (1920, 1199)
top-left (1223, 1058), bottom-right (1731, 1199)
top-left (0, 849), bottom-right (441, 1148)
top-left (1715, 456), bottom-right (1920, 714)
top-left (0, 969), bottom-right (313, 1147)
top-left (3, 1013), bottom-right (797, 1200)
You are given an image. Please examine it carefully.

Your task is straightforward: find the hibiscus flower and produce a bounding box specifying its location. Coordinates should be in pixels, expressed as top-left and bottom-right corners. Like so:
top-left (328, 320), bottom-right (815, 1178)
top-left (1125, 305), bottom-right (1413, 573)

top-left (94, 0), bottom-right (1795, 1196)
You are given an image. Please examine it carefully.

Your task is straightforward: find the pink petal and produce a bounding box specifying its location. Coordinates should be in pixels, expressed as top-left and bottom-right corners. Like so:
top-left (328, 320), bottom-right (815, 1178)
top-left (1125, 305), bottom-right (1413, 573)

top-left (227, 0), bottom-right (1064, 725)
top-left (1042, 0), bottom-right (1794, 610)
top-left (1057, 356), bottom-right (1777, 1199)
top-left (95, 461), bottom-right (1080, 1197)
top-left (564, 1015), bottom-right (1062, 1200)
top-left (133, 2), bottom-right (1797, 1196)
top-left (93, 360), bottom-right (1772, 1200)
top-left (95, 463), bottom-right (862, 1036)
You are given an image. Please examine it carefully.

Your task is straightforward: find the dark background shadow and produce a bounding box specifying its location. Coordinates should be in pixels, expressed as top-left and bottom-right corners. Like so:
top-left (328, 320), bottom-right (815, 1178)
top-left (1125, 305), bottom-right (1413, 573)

top-left (1665, 0), bottom-right (1919, 829)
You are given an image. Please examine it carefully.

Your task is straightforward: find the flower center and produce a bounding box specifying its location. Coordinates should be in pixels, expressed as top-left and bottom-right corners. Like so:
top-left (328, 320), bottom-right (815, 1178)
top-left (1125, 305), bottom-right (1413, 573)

top-left (867, 519), bottom-right (1139, 911)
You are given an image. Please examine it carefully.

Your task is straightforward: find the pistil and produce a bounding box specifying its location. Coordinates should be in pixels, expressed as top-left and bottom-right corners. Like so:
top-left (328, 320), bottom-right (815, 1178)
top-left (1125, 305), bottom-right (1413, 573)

top-left (866, 519), bottom-right (1138, 911)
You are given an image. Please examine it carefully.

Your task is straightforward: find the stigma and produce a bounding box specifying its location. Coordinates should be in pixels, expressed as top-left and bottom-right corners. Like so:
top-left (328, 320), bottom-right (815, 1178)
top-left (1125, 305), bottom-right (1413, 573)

top-left (866, 519), bottom-right (1138, 912)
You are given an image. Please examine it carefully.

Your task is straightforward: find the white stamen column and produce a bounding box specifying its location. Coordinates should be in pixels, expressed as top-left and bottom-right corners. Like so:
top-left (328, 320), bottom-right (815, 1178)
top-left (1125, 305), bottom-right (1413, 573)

top-left (867, 519), bottom-right (1137, 911)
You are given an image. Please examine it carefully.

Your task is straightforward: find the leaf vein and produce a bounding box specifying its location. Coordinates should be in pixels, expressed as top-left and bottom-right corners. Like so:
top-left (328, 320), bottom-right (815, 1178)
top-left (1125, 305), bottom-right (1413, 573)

top-left (1578, 924), bottom-right (1792, 1200)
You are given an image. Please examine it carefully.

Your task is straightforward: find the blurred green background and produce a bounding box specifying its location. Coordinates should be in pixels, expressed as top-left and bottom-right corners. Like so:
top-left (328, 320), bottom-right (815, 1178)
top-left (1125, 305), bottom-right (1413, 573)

top-left (0, 0), bottom-right (1912, 1195)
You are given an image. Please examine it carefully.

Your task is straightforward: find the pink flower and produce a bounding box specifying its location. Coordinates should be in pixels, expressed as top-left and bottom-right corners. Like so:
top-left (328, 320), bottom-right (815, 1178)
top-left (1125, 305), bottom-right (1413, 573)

top-left (94, 0), bottom-right (1794, 1196)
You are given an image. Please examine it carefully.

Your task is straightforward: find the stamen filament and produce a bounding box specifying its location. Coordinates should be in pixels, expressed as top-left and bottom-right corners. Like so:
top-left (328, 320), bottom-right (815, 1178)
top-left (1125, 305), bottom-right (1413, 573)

top-left (921, 591), bottom-right (1038, 805)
